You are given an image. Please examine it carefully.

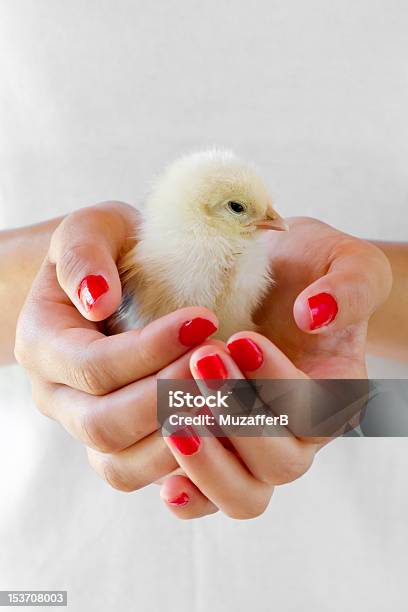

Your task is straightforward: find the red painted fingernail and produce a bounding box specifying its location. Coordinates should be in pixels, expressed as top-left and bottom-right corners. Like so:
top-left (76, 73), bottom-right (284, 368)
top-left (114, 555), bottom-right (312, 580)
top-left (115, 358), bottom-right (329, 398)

top-left (167, 492), bottom-right (190, 507)
top-left (78, 275), bottom-right (109, 312)
top-left (195, 353), bottom-right (228, 381)
top-left (169, 426), bottom-right (201, 456)
top-left (179, 317), bottom-right (217, 346)
top-left (308, 292), bottom-right (338, 330)
top-left (227, 338), bottom-right (264, 371)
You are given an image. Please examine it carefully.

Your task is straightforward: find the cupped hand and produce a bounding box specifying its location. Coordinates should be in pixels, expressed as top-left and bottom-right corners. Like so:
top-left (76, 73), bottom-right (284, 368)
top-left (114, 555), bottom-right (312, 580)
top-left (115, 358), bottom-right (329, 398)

top-left (159, 218), bottom-right (393, 519)
top-left (14, 202), bottom-right (218, 488)
top-left (257, 216), bottom-right (392, 378)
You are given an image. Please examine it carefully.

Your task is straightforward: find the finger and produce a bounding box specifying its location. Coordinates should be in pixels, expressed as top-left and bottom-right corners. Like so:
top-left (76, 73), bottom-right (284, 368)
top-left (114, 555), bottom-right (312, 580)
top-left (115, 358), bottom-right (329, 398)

top-left (87, 430), bottom-right (178, 492)
top-left (21, 281), bottom-right (218, 394)
top-left (160, 475), bottom-right (218, 519)
top-left (226, 330), bottom-right (306, 379)
top-left (293, 241), bottom-right (392, 333)
top-left (48, 202), bottom-right (135, 321)
top-left (31, 351), bottom-right (192, 453)
top-left (227, 333), bottom-right (366, 445)
top-left (190, 343), bottom-right (317, 484)
top-left (227, 333), bottom-right (367, 447)
top-left (226, 330), bottom-right (311, 438)
top-left (162, 421), bottom-right (273, 520)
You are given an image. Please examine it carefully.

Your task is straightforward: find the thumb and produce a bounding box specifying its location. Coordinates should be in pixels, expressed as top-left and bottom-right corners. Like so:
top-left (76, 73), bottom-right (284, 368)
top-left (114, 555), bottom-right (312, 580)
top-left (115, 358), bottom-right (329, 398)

top-left (293, 244), bottom-right (392, 333)
top-left (48, 202), bottom-right (135, 321)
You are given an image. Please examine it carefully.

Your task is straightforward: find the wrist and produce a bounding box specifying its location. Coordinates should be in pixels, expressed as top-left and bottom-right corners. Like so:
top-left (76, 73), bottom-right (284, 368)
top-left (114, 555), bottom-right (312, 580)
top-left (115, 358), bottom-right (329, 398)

top-left (0, 216), bottom-right (64, 364)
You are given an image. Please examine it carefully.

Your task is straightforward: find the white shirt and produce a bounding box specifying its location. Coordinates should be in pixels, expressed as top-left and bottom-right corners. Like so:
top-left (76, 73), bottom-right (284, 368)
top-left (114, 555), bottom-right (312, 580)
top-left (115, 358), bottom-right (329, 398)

top-left (0, 2), bottom-right (407, 610)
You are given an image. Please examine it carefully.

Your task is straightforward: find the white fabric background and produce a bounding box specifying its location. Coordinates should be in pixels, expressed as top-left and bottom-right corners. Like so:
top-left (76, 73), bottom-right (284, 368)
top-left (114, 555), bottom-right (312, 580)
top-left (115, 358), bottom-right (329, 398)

top-left (0, 1), bottom-right (407, 610)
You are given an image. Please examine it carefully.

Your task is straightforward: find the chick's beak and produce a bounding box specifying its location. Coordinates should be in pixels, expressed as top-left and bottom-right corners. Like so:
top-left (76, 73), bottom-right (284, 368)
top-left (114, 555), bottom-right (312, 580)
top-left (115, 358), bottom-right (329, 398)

top-left (254, 208), bottom-right (289, 231)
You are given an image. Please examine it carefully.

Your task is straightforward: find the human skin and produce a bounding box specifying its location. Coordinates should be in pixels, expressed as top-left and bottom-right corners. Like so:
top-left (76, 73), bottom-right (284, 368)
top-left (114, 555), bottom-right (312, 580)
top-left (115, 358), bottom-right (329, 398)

top-left (366, 242), bottom-right (408, 362)
top-left (0, 217), bottom-right (62, 365)
top-left (2, 201), bottom-right (401, 519)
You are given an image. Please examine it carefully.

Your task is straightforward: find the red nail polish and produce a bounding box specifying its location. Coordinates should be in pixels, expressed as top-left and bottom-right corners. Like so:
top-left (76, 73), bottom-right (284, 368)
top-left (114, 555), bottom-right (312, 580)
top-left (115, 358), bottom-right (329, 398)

top-left (195, 353), bottom-right (228, 381)
top-left (78, 275), bottom-right (109, 312)
top-left (308, 292), bottom-right (338, 330)
top-left (227, 338), bottom-right (264, 371)
top-left (179, 317), bottom-right (217, 346)
top-left (169, 426), bottom-right (201, 456)
top-left (167, 492), bottom-right (189, 507)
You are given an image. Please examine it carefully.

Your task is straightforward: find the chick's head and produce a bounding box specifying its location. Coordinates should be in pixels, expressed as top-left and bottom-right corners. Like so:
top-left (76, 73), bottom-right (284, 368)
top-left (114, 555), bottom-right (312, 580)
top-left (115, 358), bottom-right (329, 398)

top-left (145, 150), bottom-right (287, 239)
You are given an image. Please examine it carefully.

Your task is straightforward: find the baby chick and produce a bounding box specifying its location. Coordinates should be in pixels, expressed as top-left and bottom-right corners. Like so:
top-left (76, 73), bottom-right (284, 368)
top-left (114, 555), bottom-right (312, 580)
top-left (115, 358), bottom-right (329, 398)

top-left (108, 150), bottom-right (287, 340)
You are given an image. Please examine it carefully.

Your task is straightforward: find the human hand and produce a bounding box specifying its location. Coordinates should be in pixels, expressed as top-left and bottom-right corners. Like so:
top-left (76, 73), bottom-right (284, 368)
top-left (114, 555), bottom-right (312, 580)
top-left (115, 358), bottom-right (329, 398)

top-left (158, 218), bottom-right (393, 519)
top-left (257, 216), bottom-right (392, 378)
top-left (14, 202), bottom-right (218, 489)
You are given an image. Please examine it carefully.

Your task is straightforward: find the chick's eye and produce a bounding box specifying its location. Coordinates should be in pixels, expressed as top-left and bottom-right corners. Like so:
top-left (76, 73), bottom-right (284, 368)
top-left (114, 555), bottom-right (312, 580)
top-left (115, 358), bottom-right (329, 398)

top-left (227, 201), bottom-right (246, 215)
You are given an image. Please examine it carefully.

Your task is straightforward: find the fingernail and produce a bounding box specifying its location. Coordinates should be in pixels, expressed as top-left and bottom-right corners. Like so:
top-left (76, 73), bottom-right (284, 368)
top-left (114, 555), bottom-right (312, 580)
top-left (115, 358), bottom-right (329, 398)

top-left (78, 275), bottom-right (109, 312)
top-left (195, 353), bottom-right (228, 381)
top-left (167, 492), bottom-right (190, 507)
top-left (227, 338), bottom-right (264, 371)
top-left (179, 317), bottom-right (217, 346)
top-left (169, 426), bottom-right (201, 456)
top-left (308, 292), bottom-right (338, 330)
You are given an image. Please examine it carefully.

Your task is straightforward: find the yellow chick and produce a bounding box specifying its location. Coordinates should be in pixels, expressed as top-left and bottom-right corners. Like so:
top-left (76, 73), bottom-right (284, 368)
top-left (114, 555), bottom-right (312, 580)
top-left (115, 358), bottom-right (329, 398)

top-left (108, 150), bottom-right (287, 340)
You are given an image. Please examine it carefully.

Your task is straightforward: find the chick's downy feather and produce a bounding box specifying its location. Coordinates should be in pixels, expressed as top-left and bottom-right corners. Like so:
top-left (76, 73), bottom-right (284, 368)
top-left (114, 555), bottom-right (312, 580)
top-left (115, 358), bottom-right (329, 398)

top-left (108, 150), bottom-right (287, 340)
